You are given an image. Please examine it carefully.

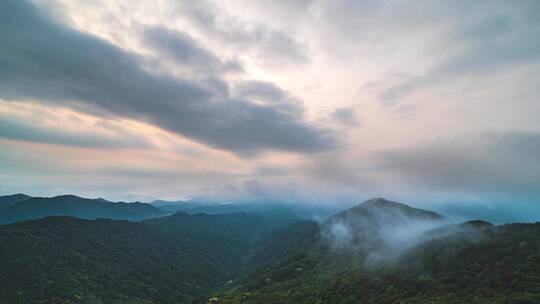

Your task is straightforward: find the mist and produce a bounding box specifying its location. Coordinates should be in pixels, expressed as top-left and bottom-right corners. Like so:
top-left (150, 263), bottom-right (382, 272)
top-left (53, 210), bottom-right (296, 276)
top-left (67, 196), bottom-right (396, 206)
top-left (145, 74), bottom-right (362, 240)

top-left (321, 198), bottom-right (451, 263)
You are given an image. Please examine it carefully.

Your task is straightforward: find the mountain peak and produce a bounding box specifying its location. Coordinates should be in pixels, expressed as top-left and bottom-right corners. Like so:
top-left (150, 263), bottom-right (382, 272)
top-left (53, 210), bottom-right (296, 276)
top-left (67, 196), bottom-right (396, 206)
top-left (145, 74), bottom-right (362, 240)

top-left (365, 197), bottom-right (389, 202)
top-left (326, 198), bottom-right (445, 226)
top-left (360, 197), bottom-right (405, 208)
top-left (53, 194), bottom-right (84, 200)
top-left (461, 220), bottom-right (494, 229)
top-left (0, 193), bottom-right (31, 199)
top-left (356, 197), bottom-right (444, 219)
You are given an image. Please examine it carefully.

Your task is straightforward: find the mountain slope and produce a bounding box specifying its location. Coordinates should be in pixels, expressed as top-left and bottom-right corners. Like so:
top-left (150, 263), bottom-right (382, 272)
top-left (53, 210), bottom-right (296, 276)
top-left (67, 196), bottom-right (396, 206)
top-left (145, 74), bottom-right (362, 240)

top-left (0, 217), bottom-right (216, 303)
top-left (145, 211), bottom-right (275, 276)
top-left (145, 211), bottom-right (271, 244)
top-left (326, 197), bottom-right (444, 223)
top-left (0, 195), bottom-right (165, 224)
top-left (217, 224), bottom-right (540, 304)
top-left (214, 199), bottom-right (540, 304)
top-left (321, 198), bottom-right (447, 259)
top-left (0, 212), bottom-right (275, 304)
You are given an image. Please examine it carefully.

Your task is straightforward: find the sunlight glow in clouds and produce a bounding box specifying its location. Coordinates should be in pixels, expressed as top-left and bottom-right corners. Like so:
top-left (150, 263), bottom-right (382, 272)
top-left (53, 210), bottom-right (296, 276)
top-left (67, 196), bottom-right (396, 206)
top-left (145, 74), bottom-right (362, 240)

top-left (0, 0), bottom-right (539, 219)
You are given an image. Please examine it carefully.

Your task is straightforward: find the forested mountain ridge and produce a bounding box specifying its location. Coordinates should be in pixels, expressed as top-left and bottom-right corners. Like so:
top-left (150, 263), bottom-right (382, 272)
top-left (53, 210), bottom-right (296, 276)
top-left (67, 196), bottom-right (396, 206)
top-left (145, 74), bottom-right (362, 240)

top-left (145, 211), bottom-right (274, 245)
top-left (217, 220), bottom-right (540, 304)
top-left (0, 194), bottom-right (165, 224)
top-left (211, 199), bottom-right (540, 304)
top-left (0, 193), bottom-right (31, 211)
top-left (0, 210), bottom-right (274, 304)
top-left (0, 196), bottom-right (539, 304)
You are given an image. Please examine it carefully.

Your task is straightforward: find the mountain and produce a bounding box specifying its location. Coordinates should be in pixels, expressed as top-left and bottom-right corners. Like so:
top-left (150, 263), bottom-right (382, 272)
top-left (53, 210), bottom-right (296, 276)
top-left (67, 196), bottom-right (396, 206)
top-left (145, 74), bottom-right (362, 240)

top-left (0, 195), bottom-right (165, 224)
top-left (149, 199), bottom-right (195, 213)
top-left (2, 196), bottom-right (540, 304)
top-left (149, 199), bottom-right (188, 207)
top-left (152, 199), bottom-right (339, 228)
top-left (177, 203), bottom-right (310, 228)
top-left (324, 197), bottom-right (445, 232)
top-left (144, 211), bottom-right (275, 271)
top-left (148, 197), bottom-right (232, 213)
top-left (0, 210), bottom-right (275, 304)
top-left (0, 193), bottom-right (31, 211)
top-left (321, 198), bottom-right (447, 257)
top-left (172, 203), bottom-right (250, 215)
top-left (214, 199), bottom-right (540, 304)
top-left (0, 217), bottom-right (230, 303)
top-left (145, 211), bottom-right (272, 244)
top-left (327, 197), bottom-right (444, 222)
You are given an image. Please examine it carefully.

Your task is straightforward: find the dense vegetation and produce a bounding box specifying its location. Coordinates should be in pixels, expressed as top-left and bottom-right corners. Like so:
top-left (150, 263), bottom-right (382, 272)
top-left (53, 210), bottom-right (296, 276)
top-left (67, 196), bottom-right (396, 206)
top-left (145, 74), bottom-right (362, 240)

top-left (0, 210), bottom-right (277, 304)
top-left (0, 195), bottom-right (539, 304)
top-left (214, 220), bottom-right (540, 304)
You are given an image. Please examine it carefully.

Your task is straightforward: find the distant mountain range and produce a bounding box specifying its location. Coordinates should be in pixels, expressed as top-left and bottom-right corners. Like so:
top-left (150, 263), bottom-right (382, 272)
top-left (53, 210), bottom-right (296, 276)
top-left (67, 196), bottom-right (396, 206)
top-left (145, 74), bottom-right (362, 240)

top-left (0, 193), bottom-right (32, 211)
top-left (0, 194), bottom-right (164, 224)
top-left (149, 198), bottom-right (340, 227)
top-left (0, 195), bottom-right (538, 303)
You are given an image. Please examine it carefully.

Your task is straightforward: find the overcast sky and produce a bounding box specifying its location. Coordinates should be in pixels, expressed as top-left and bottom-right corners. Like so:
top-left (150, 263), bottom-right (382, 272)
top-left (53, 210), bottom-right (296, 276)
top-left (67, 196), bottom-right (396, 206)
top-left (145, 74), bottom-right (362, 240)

top-left (1, 0), bottom-right (539, 219)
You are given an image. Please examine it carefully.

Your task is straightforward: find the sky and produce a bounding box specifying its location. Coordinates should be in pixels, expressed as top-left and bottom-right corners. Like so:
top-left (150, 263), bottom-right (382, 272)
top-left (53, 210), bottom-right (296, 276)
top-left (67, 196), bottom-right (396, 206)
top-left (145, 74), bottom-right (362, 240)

top-left (0, 0), bottom-right (539, 219)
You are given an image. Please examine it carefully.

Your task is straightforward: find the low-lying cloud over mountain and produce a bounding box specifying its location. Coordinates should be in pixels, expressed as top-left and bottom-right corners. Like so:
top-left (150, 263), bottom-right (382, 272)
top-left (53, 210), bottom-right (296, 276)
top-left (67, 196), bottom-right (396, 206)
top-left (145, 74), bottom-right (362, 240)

top-left (322, 198), bottom-right (448, 262)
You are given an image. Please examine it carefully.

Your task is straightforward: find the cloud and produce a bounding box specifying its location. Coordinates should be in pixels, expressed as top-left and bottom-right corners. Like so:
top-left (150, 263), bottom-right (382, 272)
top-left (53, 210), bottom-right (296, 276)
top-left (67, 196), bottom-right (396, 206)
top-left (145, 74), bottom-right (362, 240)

top-left (322, 201), bottom-right (448, 262)
top-left (298, 129), bottom-right (540, 222)
top-left (176, 0), bottom-right (310, 67)
top-left (143, 25), bottom-right (243, 75)
top-left (0, 0), bottom-right (338, 155)
top-left (375, 1), bottom-right (540, 102)
top-left (376, 131), bottom-right (540, 200)
top-left (329, 107), bottom-right (360, 127)
top-left (0, 114), bottom-right (153, 149)
top-left (233, 80), bottom-right (304, 115)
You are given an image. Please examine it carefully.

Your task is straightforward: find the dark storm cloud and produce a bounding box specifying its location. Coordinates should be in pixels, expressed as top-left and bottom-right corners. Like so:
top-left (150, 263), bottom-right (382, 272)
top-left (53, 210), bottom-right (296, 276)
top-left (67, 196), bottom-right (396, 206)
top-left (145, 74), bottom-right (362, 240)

top-left (0, 0), bottom-right (338, 154)
top-left (143, 26), bottom-right (243, 74)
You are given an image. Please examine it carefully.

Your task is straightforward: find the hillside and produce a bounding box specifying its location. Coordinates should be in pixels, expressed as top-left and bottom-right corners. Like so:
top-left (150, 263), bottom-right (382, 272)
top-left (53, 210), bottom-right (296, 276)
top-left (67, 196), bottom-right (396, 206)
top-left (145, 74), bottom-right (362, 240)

top-left (0, 211), bottom-right (274, 304)
top-left (214, 199), bottom-right (540, 304)
top-left (0, 195), bottom-right (165, 224)
top-left (144, 211), bottom-right (276, 274)
top-left (0, 217), bottom-right (213, 303)
top-left (320, 198), bottom-right (447, 260)
top-left (145, 211), bottom-right (272, 245)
